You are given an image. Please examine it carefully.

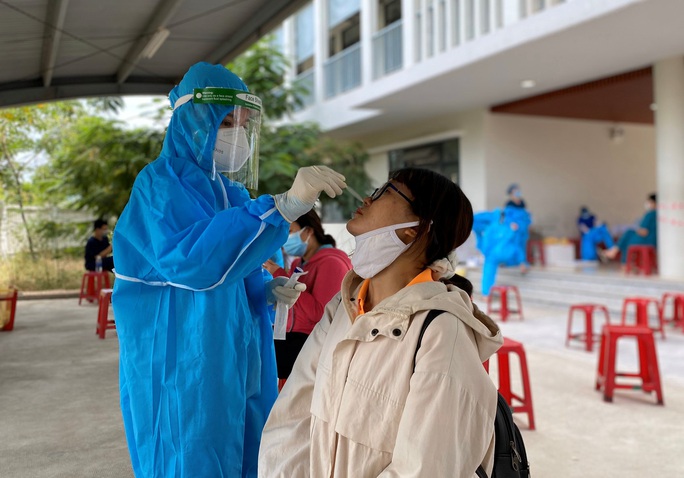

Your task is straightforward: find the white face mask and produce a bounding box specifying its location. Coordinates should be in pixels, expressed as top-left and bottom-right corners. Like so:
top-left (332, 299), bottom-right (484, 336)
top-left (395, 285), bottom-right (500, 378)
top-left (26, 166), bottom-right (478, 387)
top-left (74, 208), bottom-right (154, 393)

top-left (644, 201), bottom-right (653, 211)
top-left (213, 126), bottom-right (251, 172)
top-left (351, 221), bottom-right (420, 279)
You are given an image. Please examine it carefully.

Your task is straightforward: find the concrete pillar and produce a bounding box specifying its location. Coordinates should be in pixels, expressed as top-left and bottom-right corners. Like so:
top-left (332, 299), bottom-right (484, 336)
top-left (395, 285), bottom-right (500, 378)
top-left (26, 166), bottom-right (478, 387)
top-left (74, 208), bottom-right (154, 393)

top-left (360, 0), bottom-right (375, 86)
top-left (653, 57), bottom-right (684, 280)
top-left (313, 0), bottom-right (327, 103)
top-left (401, 0), bottom-right (415, 68)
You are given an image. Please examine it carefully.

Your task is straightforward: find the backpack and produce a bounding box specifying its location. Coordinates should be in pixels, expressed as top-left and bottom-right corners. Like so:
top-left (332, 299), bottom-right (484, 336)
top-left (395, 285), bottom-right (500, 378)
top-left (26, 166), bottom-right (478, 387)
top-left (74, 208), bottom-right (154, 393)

top-left (414, 310), bottom-right (530, 478)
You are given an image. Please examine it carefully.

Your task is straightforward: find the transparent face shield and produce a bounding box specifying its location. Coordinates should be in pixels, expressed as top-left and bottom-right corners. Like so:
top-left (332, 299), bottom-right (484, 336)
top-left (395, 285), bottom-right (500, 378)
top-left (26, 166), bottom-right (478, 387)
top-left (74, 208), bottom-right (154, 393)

top-left (179, 87), bottom-right (262, 189)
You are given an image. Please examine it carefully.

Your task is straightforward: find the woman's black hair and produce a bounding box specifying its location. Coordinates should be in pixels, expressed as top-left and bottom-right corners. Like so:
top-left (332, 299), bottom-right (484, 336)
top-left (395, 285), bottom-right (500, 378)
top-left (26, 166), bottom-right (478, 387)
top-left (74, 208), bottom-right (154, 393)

top-left (648, 193), bottom-right (657, 203)
top-left (390, 168), bottom-right (474, 294)
top-left (295, 209), bottom-right (336, 247)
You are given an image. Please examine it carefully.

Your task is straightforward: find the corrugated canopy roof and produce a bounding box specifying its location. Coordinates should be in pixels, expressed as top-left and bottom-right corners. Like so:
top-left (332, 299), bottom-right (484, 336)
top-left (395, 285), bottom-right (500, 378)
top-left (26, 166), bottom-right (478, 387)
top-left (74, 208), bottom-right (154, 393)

top-left (0, 0), bottom-right (307, 107)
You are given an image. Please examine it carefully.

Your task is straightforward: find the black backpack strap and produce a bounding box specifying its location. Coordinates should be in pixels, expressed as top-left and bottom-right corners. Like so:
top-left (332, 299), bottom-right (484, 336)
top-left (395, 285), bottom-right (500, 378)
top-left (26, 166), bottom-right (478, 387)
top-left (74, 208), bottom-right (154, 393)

top-left (412, 309), bottom-right (443, 373)
top-left (413, 309), bottom-right (493, 478)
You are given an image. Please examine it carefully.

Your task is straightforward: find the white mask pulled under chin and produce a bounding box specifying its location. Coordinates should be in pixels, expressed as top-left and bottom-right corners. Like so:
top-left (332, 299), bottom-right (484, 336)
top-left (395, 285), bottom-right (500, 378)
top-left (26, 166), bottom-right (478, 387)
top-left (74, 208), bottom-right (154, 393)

top-left (351, 221), bottom-right (420, 279)
top-left (213, 126), bottom-right (251, 172)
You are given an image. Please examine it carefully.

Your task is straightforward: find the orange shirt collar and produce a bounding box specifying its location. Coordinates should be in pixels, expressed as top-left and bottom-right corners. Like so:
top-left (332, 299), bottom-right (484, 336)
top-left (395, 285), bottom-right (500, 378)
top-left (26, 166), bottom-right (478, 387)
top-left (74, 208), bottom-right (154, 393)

top-left (357, 269), bottom-right (434, 315)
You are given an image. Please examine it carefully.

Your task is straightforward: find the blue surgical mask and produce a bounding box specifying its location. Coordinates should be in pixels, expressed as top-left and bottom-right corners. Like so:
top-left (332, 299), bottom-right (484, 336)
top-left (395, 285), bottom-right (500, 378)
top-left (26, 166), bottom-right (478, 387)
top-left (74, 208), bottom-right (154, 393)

top-left (513, 190), bottom-right (522, 198)
top-left (283, 229), bottom-right (308, 257)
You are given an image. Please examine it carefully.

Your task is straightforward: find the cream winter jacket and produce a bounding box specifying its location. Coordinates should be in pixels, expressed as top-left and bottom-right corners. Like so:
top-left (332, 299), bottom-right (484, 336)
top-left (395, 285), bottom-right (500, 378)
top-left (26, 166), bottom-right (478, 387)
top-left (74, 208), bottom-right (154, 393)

top-left (259, 271), bottom-right (503, 478)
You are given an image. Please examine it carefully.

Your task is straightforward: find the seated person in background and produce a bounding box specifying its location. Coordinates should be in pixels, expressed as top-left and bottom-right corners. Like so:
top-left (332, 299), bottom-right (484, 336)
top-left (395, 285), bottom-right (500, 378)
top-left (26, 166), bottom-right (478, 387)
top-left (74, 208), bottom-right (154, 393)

top-left (577, 206), bottom-right (615, 261)
top-left (603, 193), bottom-right (657, 267)
top-left (263, 209), bottom-right (352, 383)
top-left (577, 206), bottom-right (596, 236)
top-left (84, 218), bottom-right (114, 272)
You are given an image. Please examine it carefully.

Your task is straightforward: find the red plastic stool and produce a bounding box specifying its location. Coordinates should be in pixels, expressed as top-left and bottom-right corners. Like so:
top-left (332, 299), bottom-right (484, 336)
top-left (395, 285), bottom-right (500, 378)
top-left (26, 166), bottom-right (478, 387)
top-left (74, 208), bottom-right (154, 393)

top-left (621, 297), bottom-right (665, 339)
top-left (494, 337), bottom-right (535, 430)
top-left (79, 271), bottom-right (111, 305)
top-left (0, 288), bottom-right (18, 332)
top-left (625, 245), bottom-right (657, 276)
top-left (566, 304), bottom-right (611, 351)
top-left (96, 288), bottom-right (116, 339)
top-left (487, 285), bottom-right (523, 322)
top-left (595, 325), bottom-right (663, 404)
top-left (526, 239), bottom-right (545, 266)
top-left (661, 292), bottom-right (684, 331)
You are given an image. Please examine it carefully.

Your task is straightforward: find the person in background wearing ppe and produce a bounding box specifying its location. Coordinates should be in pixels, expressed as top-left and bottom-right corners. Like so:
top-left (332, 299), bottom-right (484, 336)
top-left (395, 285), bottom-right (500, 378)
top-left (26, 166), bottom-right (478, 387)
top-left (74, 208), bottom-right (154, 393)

top-left (259, 168), bottom-right (502, 477)
top-left (602, 193), bottom-right (658, 268)
top-left (475, 206), bottom-right (532, 296)
top-left (576, 206), bottom-right (616, 262)
top-left (577, 206), bottom-right (596, 235)
top-left (263, 209), bottom-right (352, 387)
top-left (111, 62), bottom-right (346, 478)
top-left (505, 183), bottom-right (526, 209)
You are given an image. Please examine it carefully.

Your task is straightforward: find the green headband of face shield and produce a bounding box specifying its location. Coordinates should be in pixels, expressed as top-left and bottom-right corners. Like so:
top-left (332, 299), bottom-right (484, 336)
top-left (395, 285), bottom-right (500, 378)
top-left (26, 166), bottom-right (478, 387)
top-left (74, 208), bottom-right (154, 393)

top-left (173, 88), bottom-right (262, 112)
top-left (174, 88), bottom-right (263, 189)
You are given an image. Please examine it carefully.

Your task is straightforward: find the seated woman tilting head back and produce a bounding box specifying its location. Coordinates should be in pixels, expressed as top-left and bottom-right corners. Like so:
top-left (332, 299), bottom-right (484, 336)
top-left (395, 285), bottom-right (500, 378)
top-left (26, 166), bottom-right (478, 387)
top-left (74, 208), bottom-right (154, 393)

top-left (258, 168), bottom-right (503, 478)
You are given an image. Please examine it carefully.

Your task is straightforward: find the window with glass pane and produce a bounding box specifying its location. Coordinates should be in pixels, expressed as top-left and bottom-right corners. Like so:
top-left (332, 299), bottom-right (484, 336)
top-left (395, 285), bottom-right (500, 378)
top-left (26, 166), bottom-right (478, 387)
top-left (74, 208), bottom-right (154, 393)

top-left (329, 0), bottom-right (360, 27)
top-left (296, 4), bottom-right (314, 62)
top-left (270, 26), bottom-right (284, 53)
top-left (389, 139), bottom-right (460, 184)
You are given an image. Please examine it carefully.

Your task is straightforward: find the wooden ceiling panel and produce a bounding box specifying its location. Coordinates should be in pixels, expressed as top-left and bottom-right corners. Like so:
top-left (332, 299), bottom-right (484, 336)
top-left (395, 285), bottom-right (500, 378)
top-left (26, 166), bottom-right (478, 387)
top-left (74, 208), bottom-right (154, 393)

top-left (491, 68), bottom-right (654, 124)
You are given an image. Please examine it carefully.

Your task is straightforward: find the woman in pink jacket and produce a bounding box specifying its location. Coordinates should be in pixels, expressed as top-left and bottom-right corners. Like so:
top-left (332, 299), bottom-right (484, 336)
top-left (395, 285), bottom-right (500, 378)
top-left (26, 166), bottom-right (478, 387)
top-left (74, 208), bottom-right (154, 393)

top-left (263, 209), bottom-right (352, 382)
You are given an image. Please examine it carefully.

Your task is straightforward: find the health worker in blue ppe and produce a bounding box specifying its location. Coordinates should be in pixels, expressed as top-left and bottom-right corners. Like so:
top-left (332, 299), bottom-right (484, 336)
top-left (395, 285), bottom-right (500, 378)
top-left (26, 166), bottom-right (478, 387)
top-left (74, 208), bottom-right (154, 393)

top-left (576, 207), bottom-right (616, 261)
top-left (111, 62), bottom-right (346, 478)
top-left (475, 206), bottom-right (532, 296)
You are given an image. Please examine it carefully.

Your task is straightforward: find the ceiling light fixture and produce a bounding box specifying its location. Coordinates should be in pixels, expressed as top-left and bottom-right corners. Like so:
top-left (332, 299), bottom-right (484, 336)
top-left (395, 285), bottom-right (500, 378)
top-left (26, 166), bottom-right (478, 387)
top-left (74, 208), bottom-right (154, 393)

top-left (140, 28), bottom-right (170, 59)
top-left (520, 80), bottom-right (536, 89)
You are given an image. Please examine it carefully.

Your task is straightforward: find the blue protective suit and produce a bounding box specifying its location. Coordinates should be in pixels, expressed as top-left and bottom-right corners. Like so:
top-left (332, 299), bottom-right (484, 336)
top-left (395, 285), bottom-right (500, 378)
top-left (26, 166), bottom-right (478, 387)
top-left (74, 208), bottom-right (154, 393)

top-left (476, 207), bottom-right (532, 296)
top-left (112, 63), bottom-right (289, 478)
top-left (580, 224), bottom-right (615, 260)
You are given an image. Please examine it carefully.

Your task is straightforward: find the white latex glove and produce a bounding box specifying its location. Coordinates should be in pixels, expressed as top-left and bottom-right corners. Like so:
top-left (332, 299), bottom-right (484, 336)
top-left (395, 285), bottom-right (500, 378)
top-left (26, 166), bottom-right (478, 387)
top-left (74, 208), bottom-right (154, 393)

top-left (266, 277), bottom-right (307, 307)
top-left (274, 165), bottom-right (346, 222)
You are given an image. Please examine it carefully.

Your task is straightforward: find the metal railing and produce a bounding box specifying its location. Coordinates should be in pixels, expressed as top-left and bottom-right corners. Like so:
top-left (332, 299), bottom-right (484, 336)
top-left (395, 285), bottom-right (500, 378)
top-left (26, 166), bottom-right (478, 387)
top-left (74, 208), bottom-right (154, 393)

top-left (324, 43), bottom-right (362, 98)
top-left (373, 20), bottom-right (403, 79)
top-left (415, 0), bottom-right (568, 61)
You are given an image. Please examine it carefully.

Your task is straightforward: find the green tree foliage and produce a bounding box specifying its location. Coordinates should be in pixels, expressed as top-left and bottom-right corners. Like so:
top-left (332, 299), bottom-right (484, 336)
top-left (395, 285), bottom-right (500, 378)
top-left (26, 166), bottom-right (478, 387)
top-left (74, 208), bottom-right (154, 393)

top-left (42, 116), bottom-right (164, 217)
top-left (229, 37), bottom-right (371, 219)
top-left (0, 102), bottom-right (82, 257)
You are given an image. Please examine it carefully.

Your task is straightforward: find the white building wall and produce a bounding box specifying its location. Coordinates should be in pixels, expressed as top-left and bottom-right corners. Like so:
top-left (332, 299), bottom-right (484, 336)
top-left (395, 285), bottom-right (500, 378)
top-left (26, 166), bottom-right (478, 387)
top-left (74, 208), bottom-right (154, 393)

top-left (486, 114), bottom-right (656, 238)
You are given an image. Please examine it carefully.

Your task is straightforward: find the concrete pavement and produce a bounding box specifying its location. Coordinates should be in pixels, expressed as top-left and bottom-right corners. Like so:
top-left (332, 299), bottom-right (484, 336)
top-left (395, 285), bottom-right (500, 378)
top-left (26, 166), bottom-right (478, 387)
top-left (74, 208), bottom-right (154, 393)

top-left (1, 297), bottom-right (682, 477)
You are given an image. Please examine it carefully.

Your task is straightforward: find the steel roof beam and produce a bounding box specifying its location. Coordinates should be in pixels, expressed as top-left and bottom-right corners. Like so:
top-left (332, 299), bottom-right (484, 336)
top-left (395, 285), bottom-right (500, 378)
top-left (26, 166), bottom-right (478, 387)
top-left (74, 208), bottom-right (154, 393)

top-left (116, 0), bottom-right (185, 84)
top-left (41, 0), bottom-right (70, 87)
top-left (206, 0), bottom-right (308, 65)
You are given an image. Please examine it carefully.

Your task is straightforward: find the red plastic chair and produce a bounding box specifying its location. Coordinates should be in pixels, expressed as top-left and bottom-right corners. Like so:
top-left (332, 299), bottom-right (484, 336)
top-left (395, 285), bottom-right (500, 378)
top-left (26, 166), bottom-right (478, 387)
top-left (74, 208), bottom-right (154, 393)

top-left (493, 337), bottom-right (535, 430)
top-left (566, 304), bottom-right (610, 352)
top-left (487, 285), bottom-right (523, 322)
top-left (0, 288), bottom-right (18, 332)
top-left (621, 297), bottom-right (665, 339)
top-left (625, 245), bottom-right (657, 276)
top-left (96, 289), bottom-right (116, 339)
top-left (595, 325), bottom-right (663, 404)
top-left (79, 271), bottom-right (111, 305)
top-left (526, 239), bottom-right (545, 266)
top-left (661, 292), bottom-right (684, 331)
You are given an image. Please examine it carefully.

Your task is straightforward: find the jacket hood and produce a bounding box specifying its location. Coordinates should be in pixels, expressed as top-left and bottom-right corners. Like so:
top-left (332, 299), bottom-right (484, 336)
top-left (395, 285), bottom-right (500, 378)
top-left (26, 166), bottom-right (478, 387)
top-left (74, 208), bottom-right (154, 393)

top-left (340, 271), bottom-right (502, 362)
top-left (161, 62), bottom-right (249, 172)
